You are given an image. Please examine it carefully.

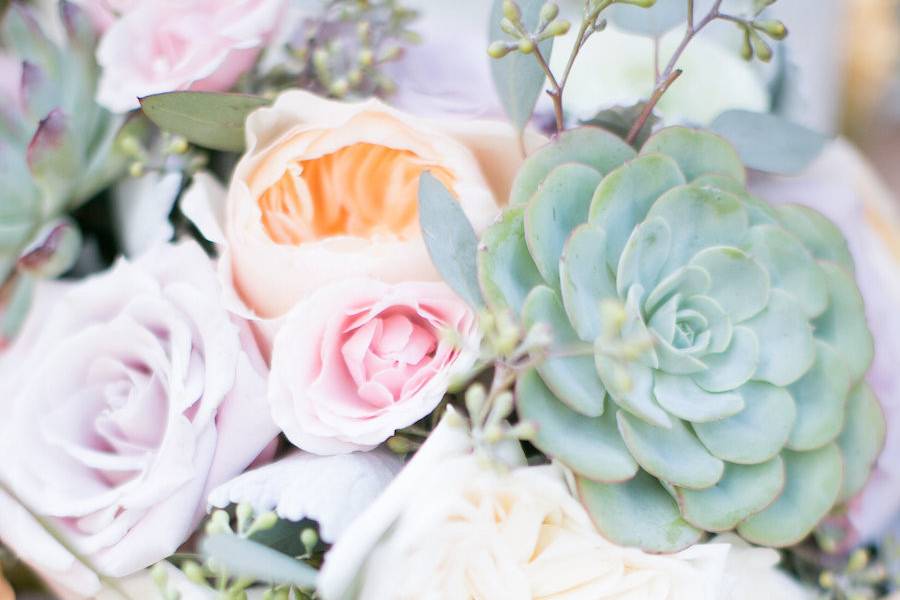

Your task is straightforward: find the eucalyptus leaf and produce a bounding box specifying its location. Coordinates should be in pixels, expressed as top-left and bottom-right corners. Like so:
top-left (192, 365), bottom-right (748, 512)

top-left (607, 0), bottom-right (687, 37)
top-left (139, 91), bottom-right (271, 152)
top-left (710, 110), bottom-right (829, 175)
top-left (488, 0), bottom-right (551, 132)
top-left (201, 534), bottom-right (318, 589)
top-left (418, 172), bottom-right (484, 308)
top-left (580, 103), bottom-right (658, 149)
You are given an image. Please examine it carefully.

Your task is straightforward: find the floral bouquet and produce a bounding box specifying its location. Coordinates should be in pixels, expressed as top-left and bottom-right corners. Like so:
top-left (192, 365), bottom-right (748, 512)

top-left (2, 0), bottom-right (900, 598)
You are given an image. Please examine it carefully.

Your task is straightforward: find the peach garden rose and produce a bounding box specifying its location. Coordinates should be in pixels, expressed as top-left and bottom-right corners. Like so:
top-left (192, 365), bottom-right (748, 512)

top-left (183, 90), bottom-right (542, 335)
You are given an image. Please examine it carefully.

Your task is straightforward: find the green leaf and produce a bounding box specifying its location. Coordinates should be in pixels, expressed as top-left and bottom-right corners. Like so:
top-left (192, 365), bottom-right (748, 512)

top-left (689, 246), bottom-right (770, 323)
top-left (787, 341), bottom-right (851, 452)
top-left (517, 370), bottom-right (637, 482)
top-left (837, 383), bottom-right (886, 502)
top-left (522, 286), bottom-right (606, 416)
top-left (580, 103), bottom-right (658, 148)
top-left (509, 127), bottom-right (636, 205)
top-left (775, 204), bottom-right (855, 273)
top-left (737, 445), bottom-right (843, 547)
top-left (710, 110), bottom-right (828, 176)
top-left (617, 411), bottom-right (724, 489)
top-left (653, 372), bottom-right (744, 423)
top-left (477, 206), bottom-right (544, 313)
top-left (692, 326), bottom-right (759, 393)
top-left (641, 127), bottom-right (746, 184)
top-left (139, 91), bottom-right (271, 152)
top-left (578, 470), bottom-right (703, 553)
top-left (559, 224), bottom-right (617, 341)
top-left (677, 457), bottom-right (785, 532)
top-left (524, 163), bottom-right (602, 286)
top-left (201, 534), bottom-right (318, 589)
top-left (744, 289), bottom-right (815, 386)
top-left (488, 0), bottom-right (552, 133)
top-left (813, 261), bottom-right (874, 383)
top-left (607, 0), bottom-right (687, 36)
top-left (694, 381), bottom-right (796, 465)
top-left (418, 172), bottom-right (484, 308)
top-left (589, 152), bottom-right (686, 270)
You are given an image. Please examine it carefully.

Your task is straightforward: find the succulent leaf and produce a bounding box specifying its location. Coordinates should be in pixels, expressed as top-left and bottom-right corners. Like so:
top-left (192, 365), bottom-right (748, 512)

top-left (479, 125), bottom-right (883, 551)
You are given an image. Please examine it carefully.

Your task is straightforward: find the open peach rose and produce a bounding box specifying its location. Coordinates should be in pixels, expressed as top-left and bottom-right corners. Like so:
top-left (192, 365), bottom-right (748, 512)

top-left (182, 91), bottom-right (542, 346)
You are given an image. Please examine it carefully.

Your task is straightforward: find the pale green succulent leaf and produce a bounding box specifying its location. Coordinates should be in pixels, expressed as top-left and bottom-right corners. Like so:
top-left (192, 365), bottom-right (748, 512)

top-left (524, 164), bottom-right (602, 286)
top-left (640, 127), bottom-right (746, 184)
top-left (27, 110), bottom-right (82, 215)
top-left (1, 274), bottom-right (34, 341)
top-left (813, 261), bottom-right (874, 383)
top-left (596, 351), bottom-right (670, 428)
top-left (746, 224), bottom-right (829, 319)
top-left (837, 383), bottom-right (886, 502)
top-left (477, 207), bottom-right (543, 312)
top-left (692, 326), bottom-right (759, 393)
top-left (694, 381), bottom-right (796, 464)
top-left (644, 265), bottom-right (710, 317)
top-left (644, 186), bottom-right (749, 282)
top-left (559, 224), bottom-right (617, 341)
top-left (677, 457), bottom-right (785, 532)
top-left (690, 174), bottom-right (747, 197)
top-left (578, 470), bottom-right (703, 553)
top-left (617, 411), bottom-right (724, 489)
top-left (737, 445), bottom-right (843, 547)
top-left (517, 370), bottom-right (636, 482)
top-left (651, 330), bottom-right (709, 375)
top-left (522, 286), bottom-right (606, 416)
top-left (74, 114), bottom-right (144, 204)
top-left (654, 372), bottom-right (744, 423)
top-left (1, 5), bottom-right (61, 81)
top-left (680, 295), bottom-right (733, 356)
top-left (616, 217), bottom-right (671, 300)
top-left (744, 289), bottom-right (815, 386)
top-left (622, 285), bottom-right (659, 369)
top-left (689, 247), bottom-right (770, 323)
top-left (776, 204), bottom-right (855, 273)
top-left (509, 127), bottom-right (636, 206)
top-left (588, 153), bottom-right (686, 269)
top-left (787, 341), bottom-right (851, 451)
top-left (21, 63), bottom-right (59, 125)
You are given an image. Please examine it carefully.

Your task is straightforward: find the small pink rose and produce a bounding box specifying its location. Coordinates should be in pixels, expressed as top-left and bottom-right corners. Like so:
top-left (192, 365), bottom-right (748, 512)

top-left (269, 279), bottom-right (479, 454)
top-left (95, 0), bottom-right (285, 112)
top-left (0, 242), bottom-right (278, 596)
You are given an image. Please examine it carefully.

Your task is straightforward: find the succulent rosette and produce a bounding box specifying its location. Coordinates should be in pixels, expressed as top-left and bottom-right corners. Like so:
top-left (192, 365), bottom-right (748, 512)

top-left (0, 3), bottom-right (139, 337)
top-left (479, 126), bottom-right (885, 552)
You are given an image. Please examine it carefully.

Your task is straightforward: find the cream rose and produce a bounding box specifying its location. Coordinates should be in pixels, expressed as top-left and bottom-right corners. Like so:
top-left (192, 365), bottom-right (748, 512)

top-left (268, 278), bottom-right (478, 454)
top-left (0, 242), bottom-right (278, 596)
top-left (95, 0), bottom-right (284, 112)
top-left (318, 412), bottom-right (734, 600)
top-left (183, 91), bottom-right (542, 337)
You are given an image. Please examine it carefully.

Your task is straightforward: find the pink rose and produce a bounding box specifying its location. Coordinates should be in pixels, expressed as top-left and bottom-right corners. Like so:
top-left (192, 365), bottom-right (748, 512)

top-left (268, 279), bottom-right (479, 454)
top-left (0, 242), bottom-right (278, 595)
top-left (69, 0), bottom-right (137, 32)
top-left (95, 0), bottom-right (285, 112)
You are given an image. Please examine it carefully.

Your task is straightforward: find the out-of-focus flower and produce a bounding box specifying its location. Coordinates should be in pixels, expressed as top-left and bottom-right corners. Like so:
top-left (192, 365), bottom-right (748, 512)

top-left (268, 279), bottom-right (478, 454)
top-left (68, 0), bottom-right (137, 32)
top-left (182, 90), bottom-right (540, 345)
top-left (0, 242), bottom-right (277, 596)
top-left (713, 533), bottom-right (816, 600)
top-left (549, 25), bottom-right (769, 125)
top-left (750, 140), bottom-right (900, 548)
top-left (209, 449), bottom-right (403, 542)
top-left (319, 410), bottom-right (736, 600)
top-left (110, 171), bottom-right (182, 257)
top-left (96, 0), bottom-right (285, 112)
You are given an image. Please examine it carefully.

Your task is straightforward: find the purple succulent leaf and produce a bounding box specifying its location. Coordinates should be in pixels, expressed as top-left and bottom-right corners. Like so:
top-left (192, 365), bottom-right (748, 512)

top-left (26, 109), bottom-right (81, 214)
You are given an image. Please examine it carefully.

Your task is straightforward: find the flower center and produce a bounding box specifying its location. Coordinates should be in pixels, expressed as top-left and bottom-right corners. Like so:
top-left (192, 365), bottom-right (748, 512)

top-left (257, 142), bottom-right (456, 245)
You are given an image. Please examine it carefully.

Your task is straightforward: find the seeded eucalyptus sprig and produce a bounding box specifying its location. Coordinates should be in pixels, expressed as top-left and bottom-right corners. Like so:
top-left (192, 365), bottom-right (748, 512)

top-left (255, 0), bottom-right (419, 100)
top-left (489, 0), bottom-right (656, 132)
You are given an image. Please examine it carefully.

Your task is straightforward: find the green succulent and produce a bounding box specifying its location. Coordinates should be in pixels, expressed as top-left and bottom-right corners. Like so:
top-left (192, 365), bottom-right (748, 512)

top-left (480, 126), bottom-right (886, 552)
top-left (0, 2), bottom-right (142, 338)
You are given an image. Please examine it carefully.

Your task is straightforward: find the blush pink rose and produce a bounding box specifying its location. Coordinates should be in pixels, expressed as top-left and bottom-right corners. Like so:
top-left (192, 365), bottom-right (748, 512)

top-left (95, 0), bottom-right (285, 112)
top-left (269, 279), bottom-right (479, 454)
top-left (0, 241), bottom-right (278, 596)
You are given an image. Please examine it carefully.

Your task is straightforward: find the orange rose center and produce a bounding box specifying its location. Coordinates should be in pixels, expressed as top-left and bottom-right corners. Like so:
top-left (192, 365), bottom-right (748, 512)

top-left (257, 142), bottom-right (456, 245)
